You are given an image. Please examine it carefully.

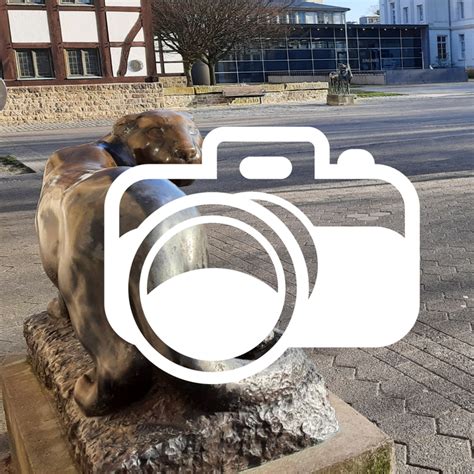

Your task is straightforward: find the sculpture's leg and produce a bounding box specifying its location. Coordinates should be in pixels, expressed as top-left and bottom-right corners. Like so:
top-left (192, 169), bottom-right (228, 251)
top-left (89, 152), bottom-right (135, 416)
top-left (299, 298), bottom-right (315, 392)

top-left (47, 294), bottom-right (69, 319)
top-left (73, 350), bottom-right (153, 417)
top-left (63, 289), bottom-right (154, 416)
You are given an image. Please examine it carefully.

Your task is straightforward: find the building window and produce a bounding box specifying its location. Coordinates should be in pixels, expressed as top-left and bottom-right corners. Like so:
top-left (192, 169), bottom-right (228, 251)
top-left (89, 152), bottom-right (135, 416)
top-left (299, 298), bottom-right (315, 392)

top-left (437, 35), bottom-right (448, 60)
top-left (305, 12), bottom-right (317, 24)
top-left (66, 49), bottom-right (101, 77)
top-left (15, 49), bottom-right (53, 79)
top-left (333, 13), bottom-right (343, 24)
top-left (459, 34), bottom-right (465, 59)
top-left (417, 4), bottom-right (424, 22)
top-left (7, 0), bottom-right (45, 4)
top-left (60, 0), bottom-right (94, 4)
top-left (403, 7), bottom-right (409, 23)
top-left (457, 2), bottom-right (465, 19)
top-left (390, 3), bottom-right (396, 23)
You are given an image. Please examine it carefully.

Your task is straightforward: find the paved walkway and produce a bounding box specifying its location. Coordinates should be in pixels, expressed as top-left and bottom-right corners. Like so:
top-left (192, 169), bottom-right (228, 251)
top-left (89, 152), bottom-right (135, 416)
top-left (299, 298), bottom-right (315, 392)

top-left (204, 176), bottom-right (473, 474)
top-left (1, 172), bottom-right (472, 472)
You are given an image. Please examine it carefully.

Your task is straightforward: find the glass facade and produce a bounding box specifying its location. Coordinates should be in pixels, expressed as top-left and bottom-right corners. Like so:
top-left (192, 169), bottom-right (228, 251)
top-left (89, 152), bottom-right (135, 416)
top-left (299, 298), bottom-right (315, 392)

top-left (216, 25), bottom-right (425, 84)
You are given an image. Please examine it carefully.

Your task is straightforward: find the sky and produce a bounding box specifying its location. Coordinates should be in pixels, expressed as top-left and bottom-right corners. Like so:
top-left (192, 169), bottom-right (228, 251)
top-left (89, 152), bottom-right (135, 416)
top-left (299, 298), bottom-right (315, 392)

top-left (324, 0), bottom-right (379, 22)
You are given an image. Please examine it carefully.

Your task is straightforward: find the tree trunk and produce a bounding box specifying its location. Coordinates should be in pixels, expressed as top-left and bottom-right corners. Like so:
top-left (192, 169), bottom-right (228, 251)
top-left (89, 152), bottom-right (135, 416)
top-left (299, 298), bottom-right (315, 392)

top-left (183, 61), bottom-right (193, 87)
top-left (208, 62), bottom-right (216, 86)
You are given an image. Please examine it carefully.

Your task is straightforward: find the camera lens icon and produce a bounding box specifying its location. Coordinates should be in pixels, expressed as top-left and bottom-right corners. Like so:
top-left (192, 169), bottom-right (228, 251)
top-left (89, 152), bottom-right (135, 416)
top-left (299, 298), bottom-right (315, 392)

top-left (129, 192), bottom-right (310, 384)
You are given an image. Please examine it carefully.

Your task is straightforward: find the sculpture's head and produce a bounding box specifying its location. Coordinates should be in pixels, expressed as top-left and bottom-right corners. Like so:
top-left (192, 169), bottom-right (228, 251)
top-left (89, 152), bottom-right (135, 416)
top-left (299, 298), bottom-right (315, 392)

top-left (112, 110), bottom-right (203, 167)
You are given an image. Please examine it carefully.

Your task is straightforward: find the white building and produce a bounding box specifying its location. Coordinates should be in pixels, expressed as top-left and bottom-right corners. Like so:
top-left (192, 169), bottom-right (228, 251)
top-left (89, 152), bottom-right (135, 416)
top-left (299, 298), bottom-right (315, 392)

top-left (360, 15), bottom-right (381, 24)
top-left (380, 0), bottom-right (473, 69)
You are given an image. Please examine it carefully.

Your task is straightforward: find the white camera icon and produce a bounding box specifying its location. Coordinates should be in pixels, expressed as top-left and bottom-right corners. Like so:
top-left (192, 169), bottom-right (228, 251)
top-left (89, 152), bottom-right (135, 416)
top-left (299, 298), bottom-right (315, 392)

top-left (104, 127), bottom-right (420, 384)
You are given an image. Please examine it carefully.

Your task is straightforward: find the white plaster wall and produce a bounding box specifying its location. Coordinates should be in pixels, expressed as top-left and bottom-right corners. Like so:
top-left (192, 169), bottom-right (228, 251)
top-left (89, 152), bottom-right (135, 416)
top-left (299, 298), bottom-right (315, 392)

top-left (8, 10), bottom-right (50, 43)
top-left (110, 46), bottom-right (147, 76)
top-left (449, 0), bottom-right (474, 67)
top-left (396, 0), bottom-right (415, 23)
top-left (105, 0), bottom-right (141, 6)
top-left (107, 12), bottom-right (144, 43)
top-left (164, 63), bottom-right (184, 74)
top-left (381, 0), bottom-right (453, 27)
top-left (426, 0), bottom-right (450, 28)
top-left (163, 52), bottom-right (183, 62)
top-left (60, 11), bottom-right (99, 43)
top-left (451, 0), bottom-right (474, 27)
top-left (451, 29), bottom-right (474, 67)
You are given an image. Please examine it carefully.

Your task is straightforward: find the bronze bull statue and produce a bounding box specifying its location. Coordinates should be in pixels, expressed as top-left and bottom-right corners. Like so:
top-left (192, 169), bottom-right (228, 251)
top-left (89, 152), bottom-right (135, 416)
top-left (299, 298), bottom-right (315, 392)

top-left (36, 110), bottom-right (208, 416)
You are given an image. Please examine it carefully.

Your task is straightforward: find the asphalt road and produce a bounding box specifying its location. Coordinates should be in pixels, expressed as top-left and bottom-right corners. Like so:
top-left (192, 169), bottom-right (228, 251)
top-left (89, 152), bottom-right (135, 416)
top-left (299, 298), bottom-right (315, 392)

top-left (1, 90), bottom-right (473, 208)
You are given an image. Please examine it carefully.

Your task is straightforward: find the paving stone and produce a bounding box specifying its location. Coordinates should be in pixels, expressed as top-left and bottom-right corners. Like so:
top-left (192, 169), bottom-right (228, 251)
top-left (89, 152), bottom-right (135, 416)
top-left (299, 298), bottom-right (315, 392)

top-left (397, 360), bottom-right (441, 382)
top-left (351, 394), bottom-right (406, 424)
top-left (355, 359), bottom-right (404, 382)
top-left (448, 308), bottom-right (474, 322)
top-left (370, 347), bottom-right (411, 367)
top-left (405, 340), bottom-right (474, 376)
top-left (447, 390), bottom-right (474, 413)
top-left (437, 409), bottom-right (474, 445)
top-left (378, 413), bottom-right (436, 443)
top-left (428, 321), bottom-right (473, 345)
top-left (333, 348), bottom-right (374, 367)
top-left (407, 435), bottom-right (472, 473)
top-left (380, 375), bottom-right (430, 400)
top-left (427, 300), bottom-right (469, 312)
top-left (406, 391), bottom-right (460, 418)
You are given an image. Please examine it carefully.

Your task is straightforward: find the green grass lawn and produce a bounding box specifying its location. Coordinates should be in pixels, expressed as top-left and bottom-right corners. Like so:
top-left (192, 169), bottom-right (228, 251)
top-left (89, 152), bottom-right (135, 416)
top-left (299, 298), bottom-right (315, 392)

top-left (354, 90), bottom-right (404, 98)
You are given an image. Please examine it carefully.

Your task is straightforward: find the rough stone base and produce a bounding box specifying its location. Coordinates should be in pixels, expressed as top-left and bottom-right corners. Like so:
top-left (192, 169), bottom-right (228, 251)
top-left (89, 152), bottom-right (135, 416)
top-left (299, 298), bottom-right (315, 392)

top-left (2, 358), bottom-right (394, 473)
top-left (327, 94), bottom-right (356, 106)
top-left (14, 313), bottom-right (341, 472)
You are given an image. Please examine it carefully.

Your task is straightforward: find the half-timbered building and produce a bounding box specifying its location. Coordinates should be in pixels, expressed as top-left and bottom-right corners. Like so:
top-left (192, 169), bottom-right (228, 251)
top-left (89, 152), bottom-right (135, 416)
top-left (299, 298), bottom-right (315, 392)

top-left (0, 0), bottom-right (184, 86)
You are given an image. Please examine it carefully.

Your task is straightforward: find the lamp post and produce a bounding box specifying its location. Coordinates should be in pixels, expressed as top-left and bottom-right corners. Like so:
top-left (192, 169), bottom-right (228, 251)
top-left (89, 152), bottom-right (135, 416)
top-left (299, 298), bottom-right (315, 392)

top-left (344, 12), bottom-right (350, 66)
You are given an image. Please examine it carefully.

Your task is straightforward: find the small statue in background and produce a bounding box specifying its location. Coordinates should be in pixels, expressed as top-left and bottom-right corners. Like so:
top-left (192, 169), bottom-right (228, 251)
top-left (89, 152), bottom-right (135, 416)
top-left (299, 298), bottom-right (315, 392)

top-left (329, 63), bottom-right (353, 96)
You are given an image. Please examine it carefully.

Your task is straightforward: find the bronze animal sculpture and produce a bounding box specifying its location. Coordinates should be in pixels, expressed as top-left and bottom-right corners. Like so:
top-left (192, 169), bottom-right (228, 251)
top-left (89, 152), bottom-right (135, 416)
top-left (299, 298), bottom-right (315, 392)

top-left (36, 110), bottom-right (208, 416)
top-left (329, 63), bottom-right (353, 95)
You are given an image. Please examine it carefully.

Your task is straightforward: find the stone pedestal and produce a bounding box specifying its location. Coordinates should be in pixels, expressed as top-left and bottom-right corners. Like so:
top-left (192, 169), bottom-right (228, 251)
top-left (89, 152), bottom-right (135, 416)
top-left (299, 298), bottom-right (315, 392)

top-left (327, 94), bottom-right (356, 106)
top-left (1, 313), bottom-right (394, 472)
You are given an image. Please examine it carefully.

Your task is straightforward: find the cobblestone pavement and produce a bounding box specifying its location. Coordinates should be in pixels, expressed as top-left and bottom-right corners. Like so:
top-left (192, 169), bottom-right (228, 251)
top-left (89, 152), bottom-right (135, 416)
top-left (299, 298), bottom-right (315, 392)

top-left (0, 95), bottom-right (473, 472)
top-left (200, 176), bottom-right (473, 474)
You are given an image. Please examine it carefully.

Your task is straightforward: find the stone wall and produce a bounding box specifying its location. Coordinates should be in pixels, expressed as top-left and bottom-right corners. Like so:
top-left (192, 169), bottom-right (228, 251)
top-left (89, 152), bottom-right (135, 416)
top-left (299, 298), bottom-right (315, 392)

top-left (0, 82), bottom-right (327, 126)
top-left (163, 82), bottom-right (328, 108)
top-left (0, 83), bottom-right (164, 126)
top-left (159, 76), bottom-right (188, 88)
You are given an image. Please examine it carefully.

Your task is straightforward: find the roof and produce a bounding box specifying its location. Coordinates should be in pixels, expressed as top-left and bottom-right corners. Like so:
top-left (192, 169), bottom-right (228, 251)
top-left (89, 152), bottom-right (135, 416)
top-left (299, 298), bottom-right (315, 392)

top-left (276, 1), bottom-right (350, 12)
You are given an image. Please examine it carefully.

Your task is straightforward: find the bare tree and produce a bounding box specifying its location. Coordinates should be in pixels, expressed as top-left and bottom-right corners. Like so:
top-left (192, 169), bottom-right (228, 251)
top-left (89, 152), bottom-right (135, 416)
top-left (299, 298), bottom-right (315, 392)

top-left (152, 0), bottom-right (293, 86)
top-left (369, 4), bottom-right (380, 16)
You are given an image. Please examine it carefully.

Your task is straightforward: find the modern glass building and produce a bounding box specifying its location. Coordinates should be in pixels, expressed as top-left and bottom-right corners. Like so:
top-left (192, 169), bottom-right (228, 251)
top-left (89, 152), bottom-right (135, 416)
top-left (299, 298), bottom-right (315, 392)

top-left (216, 1), bottom-right (429, 84)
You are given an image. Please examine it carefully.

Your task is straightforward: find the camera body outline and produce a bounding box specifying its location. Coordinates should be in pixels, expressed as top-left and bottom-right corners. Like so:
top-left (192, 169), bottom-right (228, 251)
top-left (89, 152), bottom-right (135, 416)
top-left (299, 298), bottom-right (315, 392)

top-left (104, 127), bottom-right (420, 384)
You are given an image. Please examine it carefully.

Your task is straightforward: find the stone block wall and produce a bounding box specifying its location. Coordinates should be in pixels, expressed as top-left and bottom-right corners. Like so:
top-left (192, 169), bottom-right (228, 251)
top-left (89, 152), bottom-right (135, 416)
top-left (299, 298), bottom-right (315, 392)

top-left (0, 83), bottom-right (164, 126)
top-left (162, 82), bottom-right (328, 108)
top-left (0, 81), bottom-right (328, 126)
